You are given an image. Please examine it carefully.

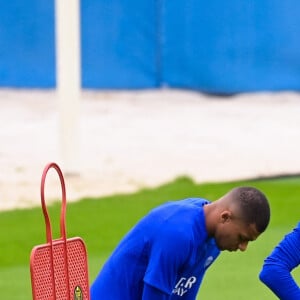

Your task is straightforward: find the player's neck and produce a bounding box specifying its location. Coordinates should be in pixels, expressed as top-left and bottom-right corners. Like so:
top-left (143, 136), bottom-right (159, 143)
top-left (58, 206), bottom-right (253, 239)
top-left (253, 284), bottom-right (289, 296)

top-left (203, 203), bottom-right (217, 237)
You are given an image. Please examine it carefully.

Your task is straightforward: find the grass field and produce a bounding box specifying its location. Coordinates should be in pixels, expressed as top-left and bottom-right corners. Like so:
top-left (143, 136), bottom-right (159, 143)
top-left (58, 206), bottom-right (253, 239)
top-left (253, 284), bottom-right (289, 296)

top-left (0, 176), bottom-right (299, 299)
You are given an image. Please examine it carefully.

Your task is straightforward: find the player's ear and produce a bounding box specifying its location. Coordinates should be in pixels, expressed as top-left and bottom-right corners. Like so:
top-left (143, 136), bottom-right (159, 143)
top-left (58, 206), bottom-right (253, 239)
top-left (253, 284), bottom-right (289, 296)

top-left (220, 210), bottom-right (232, 223)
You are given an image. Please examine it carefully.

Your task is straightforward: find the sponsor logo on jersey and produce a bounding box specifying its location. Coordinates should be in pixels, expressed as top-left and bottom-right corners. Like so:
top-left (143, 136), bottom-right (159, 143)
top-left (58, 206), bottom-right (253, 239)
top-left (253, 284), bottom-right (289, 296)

top-left (204, 255), bottom-right (214, 268)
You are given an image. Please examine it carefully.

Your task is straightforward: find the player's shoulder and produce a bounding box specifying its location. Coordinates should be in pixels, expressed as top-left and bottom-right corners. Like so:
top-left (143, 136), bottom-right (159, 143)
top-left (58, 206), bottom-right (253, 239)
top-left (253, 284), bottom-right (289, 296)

top-left (279, 222), bottom-right (300, 248)
top-left (292, 222), bottom-right (300, 236)
top-left (150, 197), bottom-right (209, 214)
top-left (171, 197), bottom-right (210, 207)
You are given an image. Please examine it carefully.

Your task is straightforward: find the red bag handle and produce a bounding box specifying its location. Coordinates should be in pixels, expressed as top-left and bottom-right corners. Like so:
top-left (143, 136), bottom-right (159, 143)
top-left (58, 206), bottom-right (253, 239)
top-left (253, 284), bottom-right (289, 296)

top-left (40, 162), bottom-right (70, 299)
top-left (40, 162), bottom-right (67, 242)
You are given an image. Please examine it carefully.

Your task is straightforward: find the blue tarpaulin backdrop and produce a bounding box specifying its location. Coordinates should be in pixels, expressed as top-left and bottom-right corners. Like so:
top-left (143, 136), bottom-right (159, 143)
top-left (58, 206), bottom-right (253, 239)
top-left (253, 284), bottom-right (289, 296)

top-left (0, 0), bottom-right (56, 88)
top-left (1, 0), bottom-right (300, 93)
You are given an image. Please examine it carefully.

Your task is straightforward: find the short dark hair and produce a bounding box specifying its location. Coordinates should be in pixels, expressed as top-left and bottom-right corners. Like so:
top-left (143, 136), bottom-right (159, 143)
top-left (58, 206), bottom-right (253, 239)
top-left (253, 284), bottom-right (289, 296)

top-left (232, 186), bottom-right (270, 233)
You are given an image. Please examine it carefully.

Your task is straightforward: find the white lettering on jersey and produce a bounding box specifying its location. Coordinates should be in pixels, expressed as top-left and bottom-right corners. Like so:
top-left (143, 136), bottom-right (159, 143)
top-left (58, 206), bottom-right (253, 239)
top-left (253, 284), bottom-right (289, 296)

top-left (172, 276), bottom-right (197, 296)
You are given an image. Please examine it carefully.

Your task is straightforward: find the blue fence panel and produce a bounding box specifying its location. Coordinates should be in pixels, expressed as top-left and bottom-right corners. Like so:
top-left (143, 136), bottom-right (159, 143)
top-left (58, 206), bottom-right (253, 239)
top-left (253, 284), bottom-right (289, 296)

top-left (162, 0), bottom-right (300, 93)
top-left (0, 0), bottom-right (300, 92)
top-left (0, 0), bottom-right (55, 88)
top-left (81, 0), bottom-right (159, 89)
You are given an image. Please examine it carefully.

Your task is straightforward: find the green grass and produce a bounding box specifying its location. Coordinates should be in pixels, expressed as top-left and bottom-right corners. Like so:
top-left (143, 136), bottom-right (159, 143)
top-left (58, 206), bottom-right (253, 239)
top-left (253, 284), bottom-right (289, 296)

top-left (0, 176), bottom-right (299, 298)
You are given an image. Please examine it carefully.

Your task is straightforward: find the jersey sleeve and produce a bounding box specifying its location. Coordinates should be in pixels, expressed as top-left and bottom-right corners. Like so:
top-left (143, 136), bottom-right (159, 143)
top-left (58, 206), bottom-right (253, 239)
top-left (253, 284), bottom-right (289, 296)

top-left (259, 222), bottom-right (300, 299)
top-left (143, 225), bottom-right (193, 295)
top-left (142, 283), bottom-right (170, 300)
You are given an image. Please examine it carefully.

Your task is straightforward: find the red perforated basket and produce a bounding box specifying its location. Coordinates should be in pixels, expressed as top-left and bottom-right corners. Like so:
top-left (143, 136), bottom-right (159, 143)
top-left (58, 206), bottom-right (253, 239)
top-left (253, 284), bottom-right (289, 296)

top-left (30, 162), bottom-right (90, 300)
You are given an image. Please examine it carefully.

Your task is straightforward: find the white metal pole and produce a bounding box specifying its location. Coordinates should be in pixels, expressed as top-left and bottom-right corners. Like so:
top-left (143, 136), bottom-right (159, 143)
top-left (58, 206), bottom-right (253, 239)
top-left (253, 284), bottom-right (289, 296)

top-left (55, 0), bottom-right (81, 174)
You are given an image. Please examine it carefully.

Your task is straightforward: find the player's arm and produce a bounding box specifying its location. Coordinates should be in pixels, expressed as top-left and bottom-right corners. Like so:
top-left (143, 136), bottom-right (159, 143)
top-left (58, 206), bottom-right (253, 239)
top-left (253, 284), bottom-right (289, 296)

top-left (259, 223), bottom-right (300, 299)
top-left (143, 222), bottom-right (193, 298)
top-left (142, 283), bottom-right (170, 300)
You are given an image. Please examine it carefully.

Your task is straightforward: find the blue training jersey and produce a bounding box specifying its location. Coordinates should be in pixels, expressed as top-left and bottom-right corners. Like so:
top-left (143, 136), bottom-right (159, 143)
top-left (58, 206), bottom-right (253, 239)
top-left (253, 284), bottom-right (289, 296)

top-left (260, 222), bottom-right (300, 300)
top-left (91, 198), bottom-right (220, 300)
